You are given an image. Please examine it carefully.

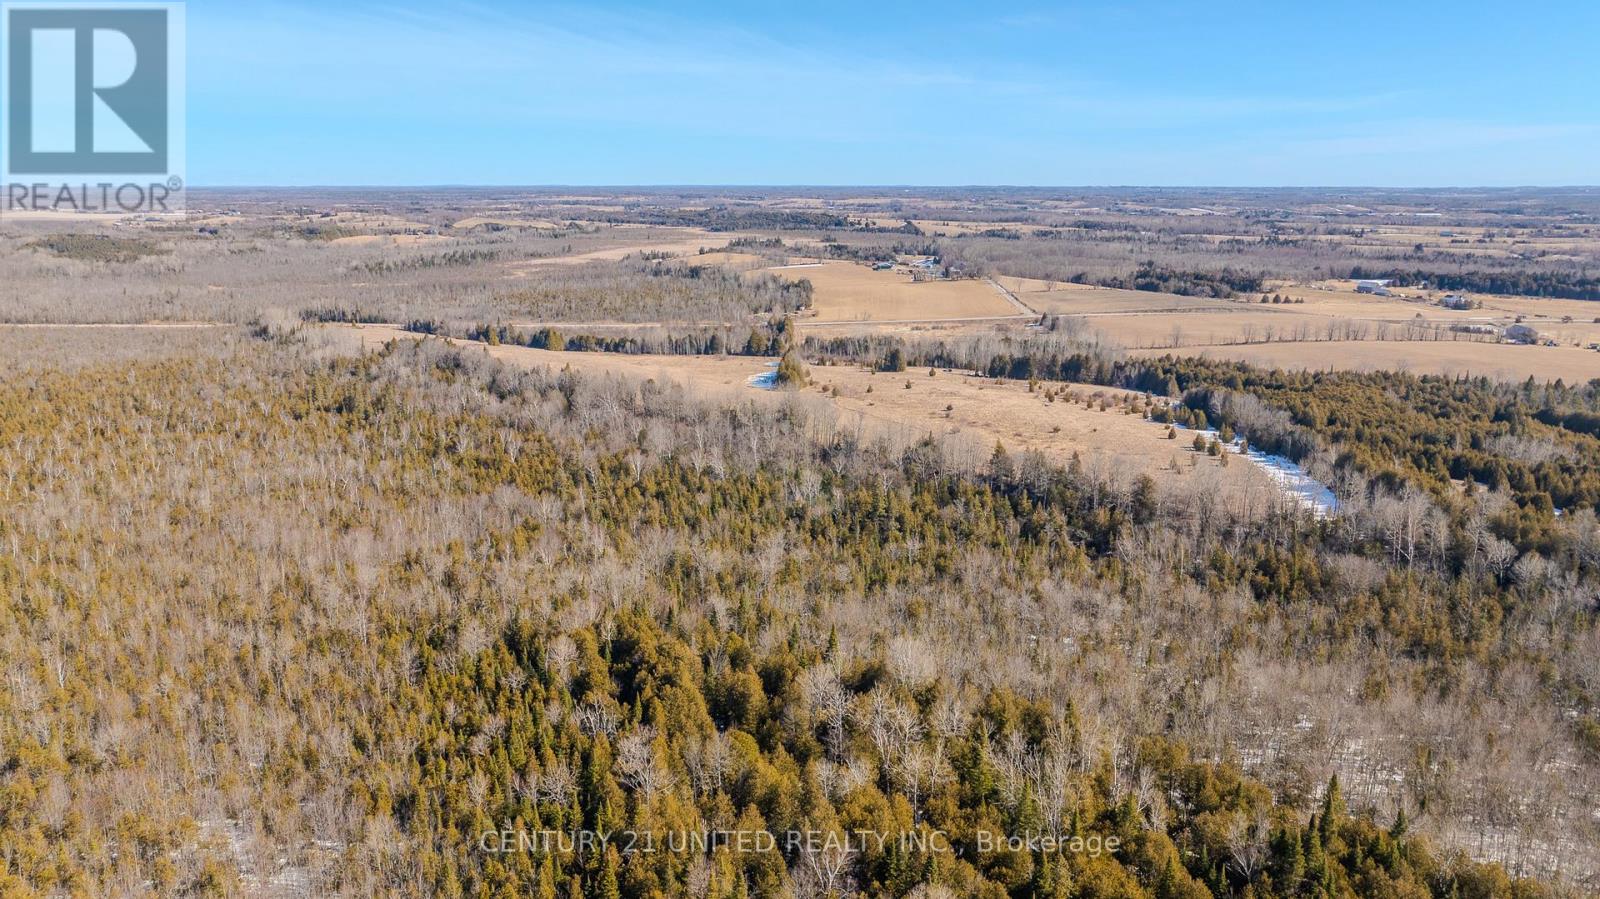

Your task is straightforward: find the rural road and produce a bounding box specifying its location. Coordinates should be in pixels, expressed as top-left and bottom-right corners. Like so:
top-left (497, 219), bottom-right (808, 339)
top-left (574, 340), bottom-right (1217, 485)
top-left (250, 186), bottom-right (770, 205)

top-left (986, 277), bottom-right (1039, 316)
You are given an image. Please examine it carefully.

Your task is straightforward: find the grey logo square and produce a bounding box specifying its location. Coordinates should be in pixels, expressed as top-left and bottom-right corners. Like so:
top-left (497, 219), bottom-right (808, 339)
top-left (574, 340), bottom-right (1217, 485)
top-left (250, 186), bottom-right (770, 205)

top-left (2, 2), bottom-right (183, 214)
top-left (6, 7), bottom-right (168, 174)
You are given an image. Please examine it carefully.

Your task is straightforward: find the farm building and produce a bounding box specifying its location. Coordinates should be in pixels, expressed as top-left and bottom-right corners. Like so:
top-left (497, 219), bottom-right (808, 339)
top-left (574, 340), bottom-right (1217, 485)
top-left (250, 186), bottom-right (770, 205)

top-left (1355, 279), bottom-right (1393, 296)
top-left (1439, 294), bottom-right (1477, 310)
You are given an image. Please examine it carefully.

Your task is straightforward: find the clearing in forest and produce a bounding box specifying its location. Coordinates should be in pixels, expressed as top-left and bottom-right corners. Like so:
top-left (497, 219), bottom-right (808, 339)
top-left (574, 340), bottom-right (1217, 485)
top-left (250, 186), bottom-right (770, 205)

top-left (323, 324), bottom-right (1285, 505)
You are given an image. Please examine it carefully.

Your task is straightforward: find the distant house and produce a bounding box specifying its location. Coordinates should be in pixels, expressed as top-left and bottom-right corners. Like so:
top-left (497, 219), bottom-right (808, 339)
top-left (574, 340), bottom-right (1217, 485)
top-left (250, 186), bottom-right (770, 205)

top-left (1439, 294), bottom-right (1477, 310)
top-left (1355, 279), bottom-right (1393, 296)
top-left (1505, 324), bottom-right (1540, 344)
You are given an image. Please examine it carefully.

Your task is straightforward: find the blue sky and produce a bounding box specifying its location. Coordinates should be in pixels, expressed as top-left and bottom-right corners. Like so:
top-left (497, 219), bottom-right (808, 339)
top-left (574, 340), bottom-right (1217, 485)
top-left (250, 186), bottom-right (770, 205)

top-left (187, 0), bottom-right (1600, 186)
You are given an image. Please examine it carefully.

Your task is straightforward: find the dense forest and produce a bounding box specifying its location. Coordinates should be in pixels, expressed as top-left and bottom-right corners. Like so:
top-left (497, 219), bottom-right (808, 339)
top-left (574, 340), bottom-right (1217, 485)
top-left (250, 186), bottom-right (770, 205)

top-left (1160, 363), bottom-right (1600, 515)
top-left (1, 335), bottom-right (1594, 896)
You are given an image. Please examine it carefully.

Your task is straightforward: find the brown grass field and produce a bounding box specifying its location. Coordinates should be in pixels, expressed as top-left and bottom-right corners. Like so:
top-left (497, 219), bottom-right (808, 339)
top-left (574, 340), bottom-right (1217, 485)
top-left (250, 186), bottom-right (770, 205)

top-left (323, 324), bottom-right (1287, 506)
top-left (964, 277), bottom-right (1600, 381)
top-left (504, 230), bottom-right (733, 273)
top-left (685, 250), bottom-right (772, 270)
top-left (1302, 224), bottom-right (1600, 262)
top-left (1025, 286), bottom-right (1234, 317)
top-left (992, 275), bottom-right (1104, 296)
top-left (760, 260), bottom-right (1024, 323)
top-left (1135, 340), bottom-right (1600, 382)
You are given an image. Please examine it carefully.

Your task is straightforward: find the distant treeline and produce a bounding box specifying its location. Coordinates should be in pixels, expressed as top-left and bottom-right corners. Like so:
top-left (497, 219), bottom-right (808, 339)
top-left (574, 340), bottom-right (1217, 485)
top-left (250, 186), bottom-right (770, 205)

top-left (1095, 261), bottom-right (1266, 298)
top-left (602, 207), bottom-right (852, 231)
top-left (818, 237), bottom-right (941, 263)
top-left (22, 234), bottom-right (168, 263)
top-left (358, 248), bottom-right (500, 276)
top-left (805, 323), bottom-right (1124, 387)
top-left (1349, 266), bottom-right (1600, 301)
top-left (412, 317), bottom-right (800, 359)
top-left (490, 259), bottom-right (813, 323)
top-left (300, 308), bottom-right (389, 324)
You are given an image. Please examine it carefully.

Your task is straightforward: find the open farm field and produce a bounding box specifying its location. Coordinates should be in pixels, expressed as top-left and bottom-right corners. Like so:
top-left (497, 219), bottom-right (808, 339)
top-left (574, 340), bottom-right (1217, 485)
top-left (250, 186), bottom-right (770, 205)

top-left (759, 260), bottom-right (1023, 322)
top-left (1135, 338), bottom-right (1600, 381)
top-left (503, 229), bottom-right (734, 272)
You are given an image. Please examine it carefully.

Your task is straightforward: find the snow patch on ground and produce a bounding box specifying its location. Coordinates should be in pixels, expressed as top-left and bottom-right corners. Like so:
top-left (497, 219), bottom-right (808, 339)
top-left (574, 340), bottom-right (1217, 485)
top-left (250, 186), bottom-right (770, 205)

top-left (1180, 425), bottom-right (1339, 517)
top-left (748, 360), bottom-right (779, 390)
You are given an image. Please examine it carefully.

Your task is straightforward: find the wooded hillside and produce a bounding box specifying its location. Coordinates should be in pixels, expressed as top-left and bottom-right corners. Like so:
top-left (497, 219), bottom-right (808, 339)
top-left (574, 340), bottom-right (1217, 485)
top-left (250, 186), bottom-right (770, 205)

top-left (0, 337), bottom-right (1590, 897)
